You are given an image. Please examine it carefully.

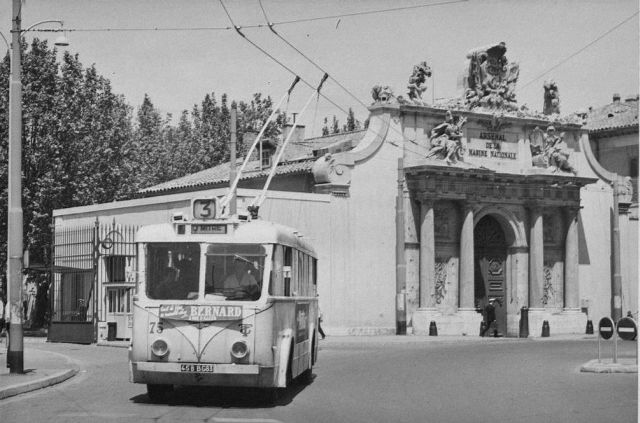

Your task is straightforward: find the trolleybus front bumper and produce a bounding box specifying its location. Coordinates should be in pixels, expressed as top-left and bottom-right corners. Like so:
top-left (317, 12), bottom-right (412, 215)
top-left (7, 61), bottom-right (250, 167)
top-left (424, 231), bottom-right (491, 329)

top-left (130, 361), bottom-right (276, 387)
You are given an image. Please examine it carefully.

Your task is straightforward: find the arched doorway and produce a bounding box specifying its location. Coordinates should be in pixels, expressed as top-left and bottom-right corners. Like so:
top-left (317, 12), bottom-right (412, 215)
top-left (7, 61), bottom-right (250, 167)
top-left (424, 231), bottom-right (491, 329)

top-left (474, 215), bottom-right (507, 336)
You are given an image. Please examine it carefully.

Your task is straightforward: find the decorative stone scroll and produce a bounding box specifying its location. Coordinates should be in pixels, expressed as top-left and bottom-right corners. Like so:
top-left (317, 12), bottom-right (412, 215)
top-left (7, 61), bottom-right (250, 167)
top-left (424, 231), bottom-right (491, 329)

top-left (541, 262), bottom-right (555, 306)
top-left (463, 42), bottom-right (520, 110)
top-left (432, 257), bottom-right (449, 305)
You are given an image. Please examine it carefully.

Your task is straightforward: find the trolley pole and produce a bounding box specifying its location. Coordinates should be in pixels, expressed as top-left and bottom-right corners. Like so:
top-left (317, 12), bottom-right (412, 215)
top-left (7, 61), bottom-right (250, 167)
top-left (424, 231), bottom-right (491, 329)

top-left (229, 106), bottom-right (237, 216)
top-left (395, 158), bottom-right (407, 335)
top-left (7, 0), bottom-right (25, 373)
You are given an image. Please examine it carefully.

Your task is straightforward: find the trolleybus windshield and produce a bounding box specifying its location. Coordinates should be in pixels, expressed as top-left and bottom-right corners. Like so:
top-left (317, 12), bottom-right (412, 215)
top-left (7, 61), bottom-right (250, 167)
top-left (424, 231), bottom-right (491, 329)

top-left (204, 244), bottom-right (268, 302)
top-left (146, 243), bottom-right (200, 300)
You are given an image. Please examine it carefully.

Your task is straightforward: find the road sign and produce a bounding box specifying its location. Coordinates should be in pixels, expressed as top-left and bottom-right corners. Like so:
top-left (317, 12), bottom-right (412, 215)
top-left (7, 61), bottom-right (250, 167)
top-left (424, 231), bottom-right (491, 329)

top-left (617, 317), bottom-right (637, 341)
top-left (598, 317), bottom-right (615, 340)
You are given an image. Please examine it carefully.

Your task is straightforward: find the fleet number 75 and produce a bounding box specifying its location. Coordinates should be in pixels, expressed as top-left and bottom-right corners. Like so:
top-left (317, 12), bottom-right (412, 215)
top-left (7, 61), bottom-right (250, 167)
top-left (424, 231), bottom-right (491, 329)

top-left (149, 321), bottom-right (164, 333)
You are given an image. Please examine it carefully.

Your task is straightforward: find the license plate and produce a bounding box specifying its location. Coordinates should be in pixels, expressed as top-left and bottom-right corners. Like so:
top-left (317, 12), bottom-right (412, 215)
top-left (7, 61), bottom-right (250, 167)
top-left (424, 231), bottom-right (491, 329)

top-left (180, 364), bottom-right (214, 373)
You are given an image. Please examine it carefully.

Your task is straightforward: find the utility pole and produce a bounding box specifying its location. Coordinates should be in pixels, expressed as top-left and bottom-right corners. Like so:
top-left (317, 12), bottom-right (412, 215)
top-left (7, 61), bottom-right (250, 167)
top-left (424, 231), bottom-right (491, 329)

top-left (611, 179), bottom-right (622, 322)
top-left (7, 0), bottom-right (24, 374)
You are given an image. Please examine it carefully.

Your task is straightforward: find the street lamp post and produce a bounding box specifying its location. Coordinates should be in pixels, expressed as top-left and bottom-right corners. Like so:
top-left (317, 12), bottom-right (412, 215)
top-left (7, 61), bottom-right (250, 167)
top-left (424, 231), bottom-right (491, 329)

top-left (7, 0), bottom-right (25, 374)
top-left (5, 0), bottom-right (67, 374)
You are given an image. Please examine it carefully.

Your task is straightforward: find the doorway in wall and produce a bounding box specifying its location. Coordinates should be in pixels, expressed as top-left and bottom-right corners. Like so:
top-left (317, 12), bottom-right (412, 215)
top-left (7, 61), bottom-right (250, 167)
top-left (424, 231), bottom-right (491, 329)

top-left (474, 215), bottom-right (507, 336)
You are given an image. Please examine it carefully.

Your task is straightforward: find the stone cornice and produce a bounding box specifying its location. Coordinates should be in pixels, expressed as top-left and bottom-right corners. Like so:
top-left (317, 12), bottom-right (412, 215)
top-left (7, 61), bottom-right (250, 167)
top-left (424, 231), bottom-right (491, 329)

top-left (394, 104), bottom-right (583, 132)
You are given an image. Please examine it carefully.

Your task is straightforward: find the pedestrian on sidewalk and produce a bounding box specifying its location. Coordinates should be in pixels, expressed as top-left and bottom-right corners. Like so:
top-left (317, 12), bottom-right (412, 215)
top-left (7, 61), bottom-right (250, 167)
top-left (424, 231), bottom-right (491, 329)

top-left (481, 298), bottom-right (497, 337)
top-left (0, 286), bottom-right (6, 338)
top-left (318, 310), bottom-right (326, 339)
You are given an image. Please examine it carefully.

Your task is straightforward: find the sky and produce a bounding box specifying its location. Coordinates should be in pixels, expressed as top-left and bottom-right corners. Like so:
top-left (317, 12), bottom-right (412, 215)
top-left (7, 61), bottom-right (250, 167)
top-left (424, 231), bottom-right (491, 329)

top-left (1, 0), bottom-right (638, 137)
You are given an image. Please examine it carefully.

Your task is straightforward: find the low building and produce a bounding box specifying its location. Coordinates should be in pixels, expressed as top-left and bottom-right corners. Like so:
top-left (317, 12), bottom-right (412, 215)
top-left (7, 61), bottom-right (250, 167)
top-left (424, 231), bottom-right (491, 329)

top-left (49, 43), bottom-right (637, 342)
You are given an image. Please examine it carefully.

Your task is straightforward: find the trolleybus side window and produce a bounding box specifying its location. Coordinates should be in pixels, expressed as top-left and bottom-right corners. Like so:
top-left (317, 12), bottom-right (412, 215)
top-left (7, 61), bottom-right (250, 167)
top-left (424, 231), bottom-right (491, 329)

top-left (146, 243), bottom-right (200, 300)
top-left (311, 257), bottom-right (317, 293)
top-left (204, 244), bottom-right (267, 301)
top-left (269, 245), bottom-right (284, 296)
top-left (283, 247), bottom-right (292, 296)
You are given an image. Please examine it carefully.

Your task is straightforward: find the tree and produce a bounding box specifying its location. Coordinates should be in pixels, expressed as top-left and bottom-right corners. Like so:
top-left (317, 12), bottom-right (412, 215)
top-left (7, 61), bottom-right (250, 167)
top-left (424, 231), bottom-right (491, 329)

top-left (345, 107), bottom-right (357, 132)
top-left (320, 108), bottom-right (362, 136)
top-left (331, 116), bottom-right (340, 134)
top-left (0, 39), bottom-right (133, 327)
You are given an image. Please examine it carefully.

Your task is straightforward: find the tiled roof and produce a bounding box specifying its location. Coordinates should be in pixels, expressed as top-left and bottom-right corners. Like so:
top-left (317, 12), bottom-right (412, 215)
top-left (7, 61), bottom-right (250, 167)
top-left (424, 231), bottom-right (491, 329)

top-left (584, 97), bottom-right (639, 133)
top-left (138, 130), bottom-right (367, 196)
top-left (138, 158), bottom-right (315, 195)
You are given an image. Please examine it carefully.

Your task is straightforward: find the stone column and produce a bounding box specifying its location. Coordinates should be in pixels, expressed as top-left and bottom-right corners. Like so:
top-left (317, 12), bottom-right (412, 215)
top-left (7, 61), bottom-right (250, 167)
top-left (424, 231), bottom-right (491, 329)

top-left (528, 206), bottom-right (544, 308)
top-left (459, 203), bottom-right (475, 309)
top-left (563, 207), bottom-right (580, 310)
top-left (419, 199), bottom-right (435, 309)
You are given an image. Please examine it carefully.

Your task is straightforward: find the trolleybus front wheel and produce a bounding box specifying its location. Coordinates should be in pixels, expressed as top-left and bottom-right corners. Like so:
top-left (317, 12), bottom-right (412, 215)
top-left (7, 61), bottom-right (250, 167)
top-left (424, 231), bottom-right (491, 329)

top-left (147, 384), bottom-right (173, 403)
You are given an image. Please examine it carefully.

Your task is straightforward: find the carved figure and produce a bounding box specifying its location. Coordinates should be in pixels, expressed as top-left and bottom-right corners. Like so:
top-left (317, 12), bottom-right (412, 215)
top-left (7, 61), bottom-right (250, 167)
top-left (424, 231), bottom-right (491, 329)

top-left (407, 61), bottom-right (432, 102)
top-left (371, 85), bottom-right (394, 104)
top-left (426, 111), bottom-right (467, 164)
top-left (543, 80), bottom-right (560, 115)
top-left (543, 126), bottom-right (576, 174)
top-left (464, 42), bottom-right (519, 110)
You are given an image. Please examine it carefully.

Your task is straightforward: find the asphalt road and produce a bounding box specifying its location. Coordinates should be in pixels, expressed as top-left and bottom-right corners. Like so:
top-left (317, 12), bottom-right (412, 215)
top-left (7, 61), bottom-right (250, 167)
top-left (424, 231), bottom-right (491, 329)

top-left (0, 337), bottom-right (637, 423)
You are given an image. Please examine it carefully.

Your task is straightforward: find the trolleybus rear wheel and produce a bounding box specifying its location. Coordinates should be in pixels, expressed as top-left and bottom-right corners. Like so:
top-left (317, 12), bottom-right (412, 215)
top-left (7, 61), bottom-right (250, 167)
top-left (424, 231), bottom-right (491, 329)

top-left (147, 384), bottom-right (173, 403)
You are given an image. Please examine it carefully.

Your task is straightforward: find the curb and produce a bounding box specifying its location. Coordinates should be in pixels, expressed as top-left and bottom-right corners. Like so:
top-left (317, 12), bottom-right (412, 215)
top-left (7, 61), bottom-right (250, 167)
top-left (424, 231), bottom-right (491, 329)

top-left (580, 359), bottom-right (638, 373)
top-left (97, 340), bottom-right (130, 348)
top-left (0, 368), bottom-right (79, 400)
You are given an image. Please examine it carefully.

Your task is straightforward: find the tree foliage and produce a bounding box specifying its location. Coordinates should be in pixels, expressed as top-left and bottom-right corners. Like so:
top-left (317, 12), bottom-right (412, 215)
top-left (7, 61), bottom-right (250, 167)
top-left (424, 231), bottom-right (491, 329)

top-left (0, 39), bottom-right (289, 327)
top-left (320, 107), bottom-right (362, 135)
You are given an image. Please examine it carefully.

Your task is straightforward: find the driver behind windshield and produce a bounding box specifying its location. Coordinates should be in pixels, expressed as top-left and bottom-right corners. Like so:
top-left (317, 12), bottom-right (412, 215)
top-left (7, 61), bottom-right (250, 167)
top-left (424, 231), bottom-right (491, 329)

top-left (223, 258), bottom-right (260, 300)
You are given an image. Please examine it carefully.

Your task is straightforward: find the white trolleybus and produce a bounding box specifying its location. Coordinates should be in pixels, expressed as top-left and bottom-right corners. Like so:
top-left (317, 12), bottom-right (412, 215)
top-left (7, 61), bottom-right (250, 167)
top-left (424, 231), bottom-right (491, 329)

top-left (129, 198), bottom-right (319, 402)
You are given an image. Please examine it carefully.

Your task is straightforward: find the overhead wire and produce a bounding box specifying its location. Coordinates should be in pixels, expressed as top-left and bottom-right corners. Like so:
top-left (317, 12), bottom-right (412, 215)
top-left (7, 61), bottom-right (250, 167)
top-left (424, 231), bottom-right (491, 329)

top-left (218, 0), bottom-right (351, 117)
top-left (31, 0), bottom-right (468, 33)
top-left (260, 0), bottom-right (469, 27)
top-left (520, 10), bottom-right (639, 89)
top-left (220, 0), bottom-right (423, 163)
top-left (255, 0), bottom-right (430, 160)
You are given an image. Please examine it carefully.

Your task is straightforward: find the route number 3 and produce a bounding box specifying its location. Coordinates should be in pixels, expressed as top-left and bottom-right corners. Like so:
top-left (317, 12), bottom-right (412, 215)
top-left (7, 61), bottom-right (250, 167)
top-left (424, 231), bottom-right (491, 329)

top-left (193, 199), bottom-right (217, 220)
top-left (149, 321), bottom-right (164, 334)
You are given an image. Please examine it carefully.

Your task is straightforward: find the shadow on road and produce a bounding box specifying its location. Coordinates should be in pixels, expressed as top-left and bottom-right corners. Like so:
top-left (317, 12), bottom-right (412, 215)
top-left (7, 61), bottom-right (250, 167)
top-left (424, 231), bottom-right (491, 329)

top-left (130, 373), bottom-right (316, 407)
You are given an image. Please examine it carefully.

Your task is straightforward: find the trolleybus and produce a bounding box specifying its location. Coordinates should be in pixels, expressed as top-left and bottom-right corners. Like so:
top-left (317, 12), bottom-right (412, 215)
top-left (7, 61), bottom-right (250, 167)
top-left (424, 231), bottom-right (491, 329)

top-left (129, 198), bottom-right (319, 402)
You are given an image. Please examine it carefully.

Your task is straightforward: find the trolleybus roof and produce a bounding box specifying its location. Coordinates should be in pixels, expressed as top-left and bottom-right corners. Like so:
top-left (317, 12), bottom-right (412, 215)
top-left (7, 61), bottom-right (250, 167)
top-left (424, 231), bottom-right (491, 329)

top-left (135, 219), bottom-right (316, 257)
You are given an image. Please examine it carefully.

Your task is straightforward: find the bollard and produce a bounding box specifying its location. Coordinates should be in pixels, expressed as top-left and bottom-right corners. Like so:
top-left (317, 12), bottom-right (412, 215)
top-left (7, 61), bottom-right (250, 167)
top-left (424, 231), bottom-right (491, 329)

top-left (480, 321), bottom-right (487, 337)
top-left (586, 320), bottom-right (594, 335)
top-left (519, 306), bottom-right (529, 338)
top-left (541, 320), bottom-right (550, 337)
top-left (429, 321), bottom-right (438, 336)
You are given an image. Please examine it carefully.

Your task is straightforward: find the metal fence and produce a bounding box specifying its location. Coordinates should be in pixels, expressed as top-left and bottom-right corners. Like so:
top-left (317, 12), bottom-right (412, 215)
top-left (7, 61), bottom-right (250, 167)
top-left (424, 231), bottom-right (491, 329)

top-left (49, 220), bottom-right (138, 343)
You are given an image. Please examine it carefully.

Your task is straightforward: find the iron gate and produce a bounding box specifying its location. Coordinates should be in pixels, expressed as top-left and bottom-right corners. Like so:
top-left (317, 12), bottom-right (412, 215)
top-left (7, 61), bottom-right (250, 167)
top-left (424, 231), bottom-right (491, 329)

top-left (49, 220), bottom-right (138, 344)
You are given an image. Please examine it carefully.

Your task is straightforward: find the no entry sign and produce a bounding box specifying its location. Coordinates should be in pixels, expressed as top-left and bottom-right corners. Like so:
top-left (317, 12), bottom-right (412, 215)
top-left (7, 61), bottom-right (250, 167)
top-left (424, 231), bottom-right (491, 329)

top-left (598, 317), bottom-right (615, 340)
top-left (617, 317), bottom-right (637, 341)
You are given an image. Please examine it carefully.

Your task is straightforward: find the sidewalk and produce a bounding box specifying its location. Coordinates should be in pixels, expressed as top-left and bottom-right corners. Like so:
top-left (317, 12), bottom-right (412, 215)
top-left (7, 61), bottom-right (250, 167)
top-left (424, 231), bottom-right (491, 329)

top-left (0, 336), bottom-right (79, 400)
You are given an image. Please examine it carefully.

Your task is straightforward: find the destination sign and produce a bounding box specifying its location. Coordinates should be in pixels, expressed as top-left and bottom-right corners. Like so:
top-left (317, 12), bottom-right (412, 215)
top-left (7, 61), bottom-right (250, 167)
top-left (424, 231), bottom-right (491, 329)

top-left (192, 224), bottom-right (227, 235)
top-left (159, 304), bottom-right (242, 321)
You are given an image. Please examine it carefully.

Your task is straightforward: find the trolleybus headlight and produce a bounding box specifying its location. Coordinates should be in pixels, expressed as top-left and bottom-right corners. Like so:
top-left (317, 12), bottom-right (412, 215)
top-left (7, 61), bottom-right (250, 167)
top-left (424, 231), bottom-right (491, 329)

top-left (230, 340), bottom-right (249, 359)
top-left (151, 339), bottom-right (169, 357)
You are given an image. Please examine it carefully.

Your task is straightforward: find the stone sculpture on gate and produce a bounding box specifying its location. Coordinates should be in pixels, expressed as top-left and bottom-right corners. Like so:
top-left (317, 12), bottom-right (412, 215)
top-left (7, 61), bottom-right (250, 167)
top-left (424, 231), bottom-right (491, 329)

top-left (426, 111), bottom-right (467, 164)
top-left (371, 85), bottom-right (395, 104)
top-left (543, 80), bottom-right (560, 115)
top-left (463, 42), bottom-right (520, 110)
top-left (406, 61), bottom-right (432, 103)
top-left (530, 125), bottom-right (577, 174)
